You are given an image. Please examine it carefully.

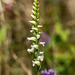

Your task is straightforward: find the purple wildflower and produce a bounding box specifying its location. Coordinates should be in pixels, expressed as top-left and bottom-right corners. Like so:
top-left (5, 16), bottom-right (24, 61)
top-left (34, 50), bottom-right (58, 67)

top-left (39, 32), bottom-right (51, 46)
top-left (41, 69), bottom-right (57, 75)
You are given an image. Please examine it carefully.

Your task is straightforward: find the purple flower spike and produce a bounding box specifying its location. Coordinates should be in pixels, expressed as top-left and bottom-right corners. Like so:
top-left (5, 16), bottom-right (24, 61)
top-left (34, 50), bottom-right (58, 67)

top-left (48, 69), bottom-right (54, 75)
top-left (41, 71), bottom-right (46, 75)
top-left (41, 69), bottom-right (56, 75)
top-left (54, 73), bottom-right (57, 75)
top-left (48, 69), bottom-right (54, 73)
top-left (45, 69), bottom-right (48, 74)
top-left (39, 32), bottom-right (51, 46)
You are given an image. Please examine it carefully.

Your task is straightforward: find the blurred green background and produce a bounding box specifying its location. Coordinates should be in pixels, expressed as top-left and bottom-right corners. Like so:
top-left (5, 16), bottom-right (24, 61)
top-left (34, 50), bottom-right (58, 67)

top-left (0, 0), bottom-right (75, 75)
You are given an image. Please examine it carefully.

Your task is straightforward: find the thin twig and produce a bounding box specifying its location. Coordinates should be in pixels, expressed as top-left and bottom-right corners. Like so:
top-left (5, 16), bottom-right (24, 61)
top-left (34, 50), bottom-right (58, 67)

top-left (12, 52), bottom-right (32, 75)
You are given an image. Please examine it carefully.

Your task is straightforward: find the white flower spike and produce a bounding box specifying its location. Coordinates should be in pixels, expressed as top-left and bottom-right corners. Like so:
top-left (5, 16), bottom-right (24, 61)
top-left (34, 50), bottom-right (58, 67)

top-left (39, 51), bottom-right (44, 55)
top-left (38, 25), bottom-right (42, 28)
top-left (27, 48), bottom-right (34, 53)
top-left (27, 37), bottom-right (36, 41)
top-left (32, 27), bottom-right (38, 31)
top-left (36, 34), bottom-right (40, 39)
top-left (32, 61), bottom-right (40, 66)
top-left (30, 30), bottom-right (33, 33)
top-left (31, 14), bottom-right (36, 19)
top-left (27, 0), bottom-right (45, 68)
top-left (39, 42), bottom-right (45, 46)
top-left (29, 21), bottom-right (36, 25)
top-left (38, 55), bottom-right (44, 61)
top-left (31, 45), bottom-right (38, 49)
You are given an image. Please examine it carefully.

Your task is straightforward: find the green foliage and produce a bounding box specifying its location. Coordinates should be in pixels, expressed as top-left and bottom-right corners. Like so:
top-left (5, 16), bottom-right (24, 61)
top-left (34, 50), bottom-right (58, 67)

top-left (54, 22), bottom-right (70, 42)
top-left (0, 26), bottom-right (7, 45)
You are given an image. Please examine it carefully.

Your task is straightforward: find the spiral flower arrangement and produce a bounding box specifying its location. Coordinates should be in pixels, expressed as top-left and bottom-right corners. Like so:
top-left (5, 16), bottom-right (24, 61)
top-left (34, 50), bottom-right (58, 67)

top-left (27, 0), bottom-right (45, 74)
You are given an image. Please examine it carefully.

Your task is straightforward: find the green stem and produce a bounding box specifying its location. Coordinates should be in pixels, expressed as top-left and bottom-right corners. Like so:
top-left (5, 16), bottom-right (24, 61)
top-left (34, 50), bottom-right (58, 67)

top-left (37, 71), bottom-right (40, 75)
top-left (37, 66), bottom-right (40, 75)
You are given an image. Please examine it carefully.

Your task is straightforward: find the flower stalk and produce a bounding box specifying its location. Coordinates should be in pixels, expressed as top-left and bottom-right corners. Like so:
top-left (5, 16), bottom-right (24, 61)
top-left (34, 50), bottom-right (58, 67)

top-left (27, 0), bottom-right (45, 75)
